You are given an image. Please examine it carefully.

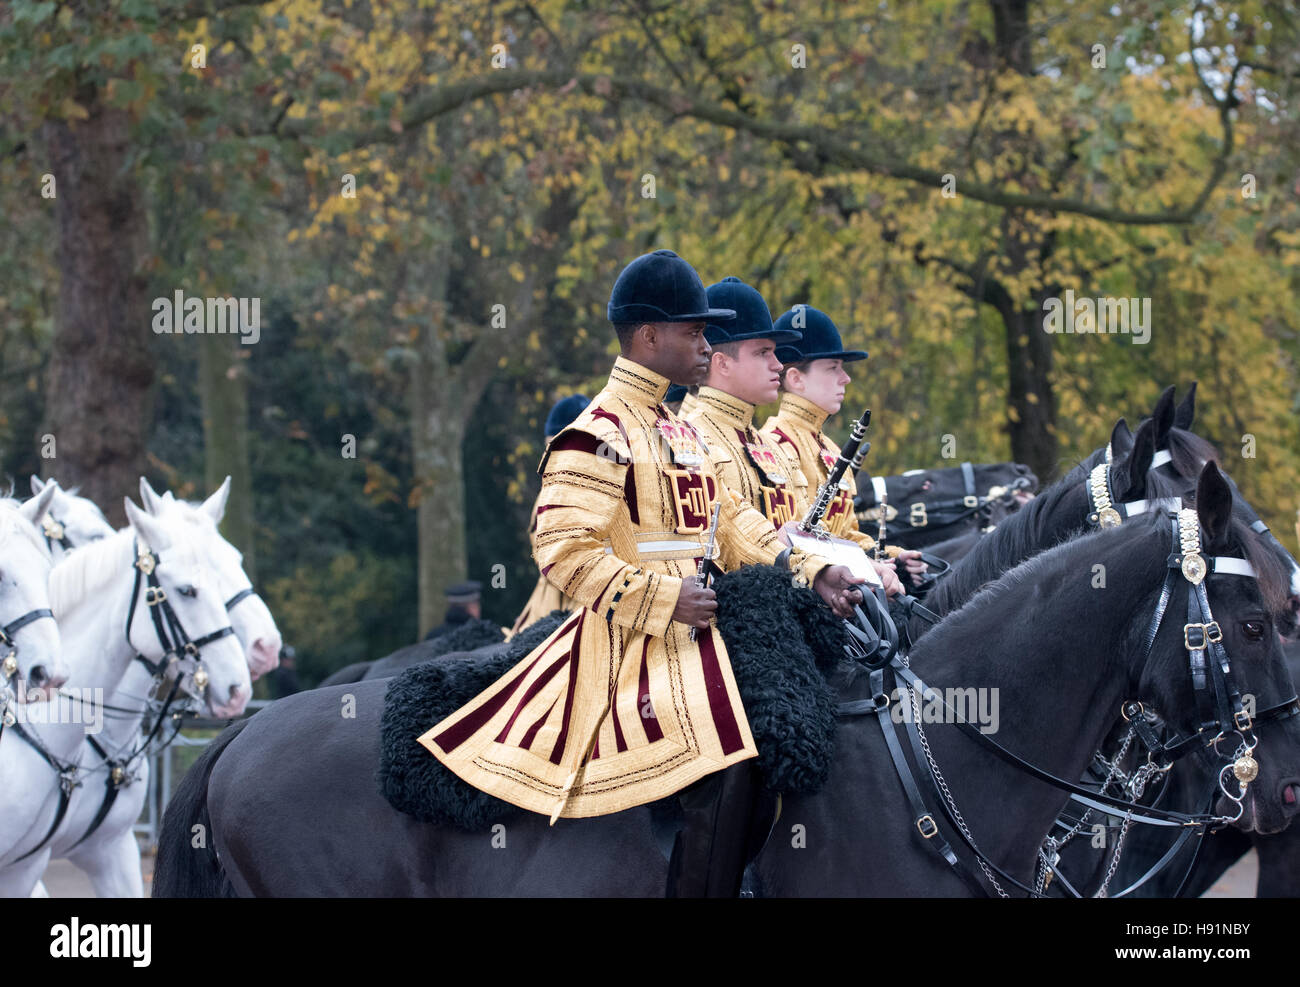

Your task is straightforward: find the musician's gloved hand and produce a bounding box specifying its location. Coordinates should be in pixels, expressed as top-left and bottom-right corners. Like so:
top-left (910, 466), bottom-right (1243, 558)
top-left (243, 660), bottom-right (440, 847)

top-left (814, 565), bottom-right (870, 618)
top-left (672, 579), bottom-right (717, 630)
top-left (872, 561), bottom-right (904, 598)
top-left (894, 549), bottom-right (926, 586)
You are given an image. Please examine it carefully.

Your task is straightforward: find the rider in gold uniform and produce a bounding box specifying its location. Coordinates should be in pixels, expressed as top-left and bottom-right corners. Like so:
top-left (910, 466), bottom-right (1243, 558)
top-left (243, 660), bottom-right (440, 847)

top-left (419, 252), bottom-right (867, 897)
top-left (760, 305), bottom-right (926, 582)
top-left (686, 279), bottom-right (904, 591)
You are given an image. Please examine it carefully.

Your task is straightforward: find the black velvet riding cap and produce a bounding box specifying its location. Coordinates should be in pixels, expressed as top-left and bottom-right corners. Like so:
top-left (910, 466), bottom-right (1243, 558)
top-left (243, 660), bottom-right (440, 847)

top-left (772, 305), bottom-right (868, 364)
top-left (607, 250), bottom-right (737, 324)
top-left (704, 277), bottom-right (802, 347)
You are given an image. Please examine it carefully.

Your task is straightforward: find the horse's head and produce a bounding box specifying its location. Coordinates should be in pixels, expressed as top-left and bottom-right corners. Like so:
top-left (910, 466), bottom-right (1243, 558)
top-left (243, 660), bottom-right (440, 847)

top-left (28, 475), bottom-right (114, 559)
top-left (1132, 462), bottom-right (1300, 835)
top-left (139, 477), bottom-right (283, 680)
top-left (123, 497), bottom-right (252, 718)
top-left (0, 492), bottom-right (66, 702)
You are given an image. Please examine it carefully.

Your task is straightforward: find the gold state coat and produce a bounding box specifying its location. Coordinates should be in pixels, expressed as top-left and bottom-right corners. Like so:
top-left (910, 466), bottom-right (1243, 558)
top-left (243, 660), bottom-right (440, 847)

top-left (419, 357), bottom-right (829, 819)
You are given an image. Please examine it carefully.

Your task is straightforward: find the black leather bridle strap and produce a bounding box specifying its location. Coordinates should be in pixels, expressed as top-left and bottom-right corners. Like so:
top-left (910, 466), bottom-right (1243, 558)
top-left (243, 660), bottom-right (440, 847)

top-left (224, 587), bottom-right (256, 611)
top-left (1, 608), bottom-right (56, 644)
top-left (9, 722), bottom-right (76, 861)
top-left (67, 735), bottom-right (125, 852)
top-left (862, 666), bottom-right (992, 897)
top-left (1108, 779), bottom-right (1219, 898)
top-left (892, 662), bottom-right (1211, 825)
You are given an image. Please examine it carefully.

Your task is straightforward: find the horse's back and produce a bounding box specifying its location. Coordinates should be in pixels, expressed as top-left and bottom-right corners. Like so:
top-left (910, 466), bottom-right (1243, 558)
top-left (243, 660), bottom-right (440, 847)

top-left (206, 677), bottom-right (663, 896)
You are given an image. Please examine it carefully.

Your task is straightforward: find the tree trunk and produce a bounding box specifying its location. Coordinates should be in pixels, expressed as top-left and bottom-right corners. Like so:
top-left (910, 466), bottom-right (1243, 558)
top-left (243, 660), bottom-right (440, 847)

top-left (40, 94), bottom-right (153, 524)
top-left (198, 333), bottom-right (256, 580)
top-left (999, 296), bottom-right (1059, 481)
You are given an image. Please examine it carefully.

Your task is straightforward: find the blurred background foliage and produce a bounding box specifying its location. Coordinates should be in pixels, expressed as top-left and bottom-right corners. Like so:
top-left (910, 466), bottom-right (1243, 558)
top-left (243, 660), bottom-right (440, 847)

top-left (1, 0), bottom-right (1297, 684)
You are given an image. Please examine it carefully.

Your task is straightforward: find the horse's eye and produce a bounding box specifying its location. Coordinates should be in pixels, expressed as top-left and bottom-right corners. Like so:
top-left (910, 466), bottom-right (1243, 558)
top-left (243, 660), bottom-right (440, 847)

top-left (177, 584), bottom-right (197, 598)
top-left (1242, 621), bottom-right (1265, 642)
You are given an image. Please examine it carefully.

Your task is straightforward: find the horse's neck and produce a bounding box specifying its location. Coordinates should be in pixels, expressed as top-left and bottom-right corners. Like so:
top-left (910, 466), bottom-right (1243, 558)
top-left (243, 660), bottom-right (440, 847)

top-left (906, 571), bottom-right (1139, 880)
top-left (60, 575), bottom-right (137, 699)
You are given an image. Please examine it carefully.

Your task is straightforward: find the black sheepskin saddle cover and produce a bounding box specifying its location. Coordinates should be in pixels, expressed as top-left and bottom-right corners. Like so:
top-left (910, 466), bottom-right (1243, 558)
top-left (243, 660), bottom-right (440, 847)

top-left (378, 566), bottom-right (848, 830)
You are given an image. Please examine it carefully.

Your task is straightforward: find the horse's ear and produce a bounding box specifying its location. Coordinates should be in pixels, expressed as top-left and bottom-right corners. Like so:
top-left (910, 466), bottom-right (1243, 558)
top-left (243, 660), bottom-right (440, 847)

top-left (1151, 385), bottom-right (1176, 448)
top-left (1173, 381), bottom-right (1197, 431)
top-left (1115, 419), bottom-right (1156, 499)
top-left (29, 475), bottom-right (44, 495)
top-left (124, 496), bottom-right (171, 550)
top-left (18, 482), bottom-right (57, 525)
top-left (139, 476), bottom-right (165, 514)
top-left (1196, 461), bottom-right (1234, 552)
top-left (1109, 418), bottom-right (1134, 460)
top-left (201, 476), bottom-right (231, 524)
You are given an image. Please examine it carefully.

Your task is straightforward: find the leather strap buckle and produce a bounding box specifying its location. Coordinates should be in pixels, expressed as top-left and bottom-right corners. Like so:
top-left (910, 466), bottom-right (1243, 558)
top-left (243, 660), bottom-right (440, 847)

top-left (909, 503), bottom-right (928, 527)
top-left (1183, 621), bottom-right (1221, 650)
top-left (1234, 708), bottom-right (1253, 732)
top-left (916, 814), bottom-right (939, 839)
top-left (145, 587), bottom-right (167, 606)
top-left (963, 495), bottom-right (979, 509)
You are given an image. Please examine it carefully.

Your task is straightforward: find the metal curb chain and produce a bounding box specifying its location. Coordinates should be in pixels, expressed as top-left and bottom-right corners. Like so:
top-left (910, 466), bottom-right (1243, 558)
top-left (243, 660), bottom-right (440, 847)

top-left (907, 679), bottom-right (1009, 897)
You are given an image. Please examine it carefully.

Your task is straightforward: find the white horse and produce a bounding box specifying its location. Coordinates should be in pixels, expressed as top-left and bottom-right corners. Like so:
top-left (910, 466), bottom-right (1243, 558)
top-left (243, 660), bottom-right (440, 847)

top-left (28, 477), bottom-right (113, 561)
top-left (33, 479), bottom-right (283, 897)
top-left (0, 498), bottom-right (250, 896)
top-left (0, 489), bottom-right (66, 706)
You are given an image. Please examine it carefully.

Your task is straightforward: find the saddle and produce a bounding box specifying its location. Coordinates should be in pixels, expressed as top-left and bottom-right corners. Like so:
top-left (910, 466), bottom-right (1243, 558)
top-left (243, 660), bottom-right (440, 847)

top-left (378, 566), bottom-right (848, 831)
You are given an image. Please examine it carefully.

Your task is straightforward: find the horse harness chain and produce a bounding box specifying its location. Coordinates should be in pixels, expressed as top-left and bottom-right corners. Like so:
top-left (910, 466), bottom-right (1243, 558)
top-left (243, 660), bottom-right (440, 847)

top-left (837, 508), bottom-right (1300, 898)
top-left (4, 538), bottom-right (245, 862)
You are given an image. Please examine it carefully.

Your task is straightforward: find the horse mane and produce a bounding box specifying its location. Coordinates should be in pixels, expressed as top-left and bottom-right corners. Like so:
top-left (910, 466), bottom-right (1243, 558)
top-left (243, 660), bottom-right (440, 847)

top-left (0, 499), bottom-right (53, 563)
top-left (930, 505), bottom-right (1291, 662)
top-left (48, 527), bottom-right (138, 616)
top-left (1231, 498), bottom-right (1295, 620)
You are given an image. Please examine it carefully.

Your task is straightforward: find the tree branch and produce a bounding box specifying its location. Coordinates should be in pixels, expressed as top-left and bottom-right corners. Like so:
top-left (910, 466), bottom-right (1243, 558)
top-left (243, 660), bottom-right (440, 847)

top-left (273, 68), bottom-right (1233, 226)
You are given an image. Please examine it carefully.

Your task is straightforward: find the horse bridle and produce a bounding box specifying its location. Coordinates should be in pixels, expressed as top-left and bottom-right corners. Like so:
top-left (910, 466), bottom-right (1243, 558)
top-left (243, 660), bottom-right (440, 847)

top-left (40, 513), bottom-right (73, 553)
top-left (838, 508), bottom-right (1300, 898)
top-left (3, 538), bottom-right (242, 863)
top-left (0, 607), bottom-right (58, 732)
top-left (1085, 452), bottom-right (1181, 529)
top-left (859, 462), bottom-right (1032, 539)
top-left (124, 538), bottom-right (237, 701)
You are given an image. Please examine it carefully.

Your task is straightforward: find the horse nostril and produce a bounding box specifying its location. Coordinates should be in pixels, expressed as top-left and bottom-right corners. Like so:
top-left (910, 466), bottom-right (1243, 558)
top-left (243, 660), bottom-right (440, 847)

top-left (1286, 785), bottom-right (1298, 807)
top-left (28, 665), bottom-right (47, 686)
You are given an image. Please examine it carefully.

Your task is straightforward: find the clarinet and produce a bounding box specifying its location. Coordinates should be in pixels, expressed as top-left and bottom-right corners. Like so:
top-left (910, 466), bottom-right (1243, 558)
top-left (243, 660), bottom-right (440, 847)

top-left (798, 409), bottom-right (870, 533)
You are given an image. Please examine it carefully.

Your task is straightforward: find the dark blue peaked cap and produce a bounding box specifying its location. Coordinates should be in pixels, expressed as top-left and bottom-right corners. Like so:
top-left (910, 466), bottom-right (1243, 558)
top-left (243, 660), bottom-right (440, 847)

top-left (544, 395), bottom-right (589, 438)
top-left (608, 250), bottom-right (736, 324)
top-left (772, 305), bottom-right (868, 364)
top-left (703, 277), bottom-right (802, 347)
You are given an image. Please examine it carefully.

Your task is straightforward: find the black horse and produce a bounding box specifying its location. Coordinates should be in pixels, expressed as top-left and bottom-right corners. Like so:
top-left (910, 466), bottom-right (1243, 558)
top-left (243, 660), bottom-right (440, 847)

top-left (152, 463), bottom-right (1300, 896)
top-left (855, 461), bottom-right (1037, 550)
top-left (316, 618), bottom-right (510, 688)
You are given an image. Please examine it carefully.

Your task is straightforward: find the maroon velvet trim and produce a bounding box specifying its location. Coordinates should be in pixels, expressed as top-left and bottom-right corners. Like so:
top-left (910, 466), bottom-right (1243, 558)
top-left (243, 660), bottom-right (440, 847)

top-left (548, 610), bottom-right (585, 764)
top-left (433, 651), bottom-right (546, 753)
top-left (518, 695), bottom-right (559, 750)
top-left (637, 638), bottom-right (663, 743)
top-left (493, 650), bottom-right (573, 744)
top-left (696, 631), bottom-right (745, 756)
